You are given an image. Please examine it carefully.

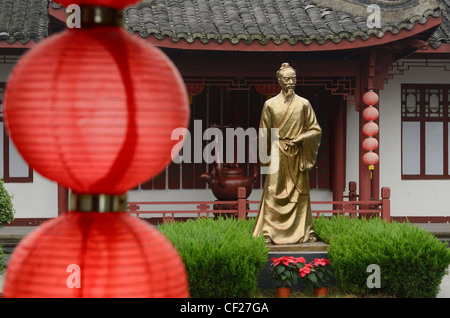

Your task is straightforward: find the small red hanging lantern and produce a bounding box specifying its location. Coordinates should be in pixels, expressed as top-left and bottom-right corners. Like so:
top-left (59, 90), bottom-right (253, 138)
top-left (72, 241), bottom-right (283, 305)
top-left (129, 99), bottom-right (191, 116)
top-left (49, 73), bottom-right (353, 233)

top-left (186, 84), bottom-right (205, 104)
top-left (362, 122), bottom-right (379, 137)
top-left (363, 105), bottom-right (379, 122)
top-left (363, 137), bottom-right (378, 152)
top-left (3, 1), bottom-right (190, 298)
top-left (255, 84), bottom-right (280, 99)
top-left (363, 90), bottom-right (379, 106)
top-left (362, 90), bottom-right (379, 173)
top-left (363, 152), bottom-right (379, 166)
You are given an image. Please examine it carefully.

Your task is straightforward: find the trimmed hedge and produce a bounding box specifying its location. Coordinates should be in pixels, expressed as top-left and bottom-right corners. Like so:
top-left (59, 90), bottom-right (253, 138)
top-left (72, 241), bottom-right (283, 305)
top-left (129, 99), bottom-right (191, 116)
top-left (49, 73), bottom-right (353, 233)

top-left (314, 215), bottom-right (450, 297)
top-left (0, 178), bottom-right (14, 276)
top-left (0, 178), bottom-right (14, 227)
top-left (159, 217), bottom-right (268, 298)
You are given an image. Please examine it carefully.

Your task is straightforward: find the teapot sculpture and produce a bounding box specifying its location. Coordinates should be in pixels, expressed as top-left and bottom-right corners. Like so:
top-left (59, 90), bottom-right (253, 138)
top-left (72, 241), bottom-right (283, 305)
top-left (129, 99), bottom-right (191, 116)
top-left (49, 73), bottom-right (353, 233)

top-left (200, 161), bottom-right (259, 201)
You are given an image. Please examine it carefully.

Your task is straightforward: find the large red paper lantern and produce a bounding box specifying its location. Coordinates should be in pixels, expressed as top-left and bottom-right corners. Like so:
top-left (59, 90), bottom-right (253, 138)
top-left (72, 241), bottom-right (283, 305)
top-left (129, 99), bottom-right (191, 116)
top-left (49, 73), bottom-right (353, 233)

top-left (2, 211), bottom-right (189, 298)
top-left (3, 3), bottom-right (191, 298)
top-left (3, 27), bottom-right (189, 195)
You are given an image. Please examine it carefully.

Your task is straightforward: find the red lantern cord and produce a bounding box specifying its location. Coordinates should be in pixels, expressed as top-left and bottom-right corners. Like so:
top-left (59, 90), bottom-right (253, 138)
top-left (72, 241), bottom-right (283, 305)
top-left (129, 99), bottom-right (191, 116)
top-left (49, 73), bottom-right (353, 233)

top-left (2, 211), bottom-right (189, 298)
top-left (4, 27), bottom-right (189, 194)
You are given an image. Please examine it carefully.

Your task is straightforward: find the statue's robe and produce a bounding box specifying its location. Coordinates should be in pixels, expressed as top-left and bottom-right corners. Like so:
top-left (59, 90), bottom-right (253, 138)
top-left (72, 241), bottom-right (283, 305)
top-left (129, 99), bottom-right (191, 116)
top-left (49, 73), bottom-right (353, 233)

top-left (253, 92), bottom-right (322, 244)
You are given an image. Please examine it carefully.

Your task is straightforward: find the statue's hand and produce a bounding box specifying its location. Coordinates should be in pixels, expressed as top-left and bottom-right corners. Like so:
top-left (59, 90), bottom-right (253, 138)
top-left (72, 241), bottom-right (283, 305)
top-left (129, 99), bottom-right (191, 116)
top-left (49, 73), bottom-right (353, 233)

top-left (285, 138), bottom-right (301, 149)
top-left (284, 135), bottom-right (304, 149)
top-left (292, 135), bottom-right (304, 145)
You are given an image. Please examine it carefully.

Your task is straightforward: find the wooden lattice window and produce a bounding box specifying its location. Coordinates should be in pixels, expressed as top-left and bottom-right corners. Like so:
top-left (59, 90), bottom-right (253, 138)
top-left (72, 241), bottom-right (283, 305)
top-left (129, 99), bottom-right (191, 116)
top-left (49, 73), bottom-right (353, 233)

top-left (0, 83), bottom-right (33, 183)
top-left (402, 84), bottom-right (450, 179)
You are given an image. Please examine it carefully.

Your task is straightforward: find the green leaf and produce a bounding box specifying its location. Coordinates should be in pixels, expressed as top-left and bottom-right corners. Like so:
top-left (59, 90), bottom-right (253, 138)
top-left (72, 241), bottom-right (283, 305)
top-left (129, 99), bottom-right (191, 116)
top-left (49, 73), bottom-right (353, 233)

top-left (308, 273), bottom-right (318, 283)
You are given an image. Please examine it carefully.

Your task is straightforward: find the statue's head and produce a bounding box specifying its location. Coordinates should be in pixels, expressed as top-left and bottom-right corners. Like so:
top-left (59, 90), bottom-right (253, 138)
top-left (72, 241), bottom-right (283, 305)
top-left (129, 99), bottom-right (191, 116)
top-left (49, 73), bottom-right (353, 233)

top-left (276, 63), bottom-right (297, 95)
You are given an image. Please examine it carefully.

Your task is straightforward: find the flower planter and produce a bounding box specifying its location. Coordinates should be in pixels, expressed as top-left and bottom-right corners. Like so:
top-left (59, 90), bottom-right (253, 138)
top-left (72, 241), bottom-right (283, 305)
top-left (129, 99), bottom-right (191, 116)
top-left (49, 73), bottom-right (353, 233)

top-left (276, 287), bottom-right (291, 298)
top-left (313, 286), bottom-right (328, 297)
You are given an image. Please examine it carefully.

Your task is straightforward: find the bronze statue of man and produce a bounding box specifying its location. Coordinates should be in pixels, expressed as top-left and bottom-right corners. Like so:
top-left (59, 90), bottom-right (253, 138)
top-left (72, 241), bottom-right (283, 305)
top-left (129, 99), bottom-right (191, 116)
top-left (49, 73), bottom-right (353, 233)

top-left (253, 63), bottom-right (322, 245)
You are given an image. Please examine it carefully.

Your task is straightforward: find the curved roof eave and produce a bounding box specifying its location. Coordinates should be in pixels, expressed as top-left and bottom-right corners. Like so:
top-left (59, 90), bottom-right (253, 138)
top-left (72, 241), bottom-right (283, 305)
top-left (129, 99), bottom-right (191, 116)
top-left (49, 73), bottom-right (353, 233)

top-left (134, 14), bottom-right (443, 53)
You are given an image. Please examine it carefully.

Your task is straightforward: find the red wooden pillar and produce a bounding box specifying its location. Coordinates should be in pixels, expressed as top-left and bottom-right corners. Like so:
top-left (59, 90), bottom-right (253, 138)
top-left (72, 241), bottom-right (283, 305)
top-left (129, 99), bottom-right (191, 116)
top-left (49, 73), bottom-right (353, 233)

top-left (332, 97), bottom-right (346, 210)
top-left (237, 187), bottom-right (247, 220)
top-left (381, 187), bottom-right (391, 223)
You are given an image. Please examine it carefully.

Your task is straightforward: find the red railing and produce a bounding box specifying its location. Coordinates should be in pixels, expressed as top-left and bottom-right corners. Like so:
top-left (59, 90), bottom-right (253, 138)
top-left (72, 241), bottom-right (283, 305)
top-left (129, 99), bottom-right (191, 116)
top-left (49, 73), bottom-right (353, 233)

top-left (127, 182), bottom-right (391, 224)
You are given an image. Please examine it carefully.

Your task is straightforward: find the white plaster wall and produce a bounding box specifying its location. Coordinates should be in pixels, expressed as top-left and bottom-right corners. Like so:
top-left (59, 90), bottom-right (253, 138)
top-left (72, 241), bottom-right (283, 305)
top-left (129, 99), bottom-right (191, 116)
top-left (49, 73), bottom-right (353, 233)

top-left (377, 60), bottom-right (449, 217)
top-left (1, 62), bottom-right (59, 219)
top-left (5, 173), bottom-right (58, 219)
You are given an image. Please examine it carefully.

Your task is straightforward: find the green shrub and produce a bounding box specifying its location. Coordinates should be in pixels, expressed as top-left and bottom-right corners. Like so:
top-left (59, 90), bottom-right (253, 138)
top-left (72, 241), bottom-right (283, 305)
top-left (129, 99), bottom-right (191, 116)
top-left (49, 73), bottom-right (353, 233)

top-left (159, 217), bottom-right (268, 298)
top-left (0, 178), bottom-right (14, 226)
top-left (314, 215), bottom-right (450, 298)
top-left (0, 178), bottom-right (14, 276)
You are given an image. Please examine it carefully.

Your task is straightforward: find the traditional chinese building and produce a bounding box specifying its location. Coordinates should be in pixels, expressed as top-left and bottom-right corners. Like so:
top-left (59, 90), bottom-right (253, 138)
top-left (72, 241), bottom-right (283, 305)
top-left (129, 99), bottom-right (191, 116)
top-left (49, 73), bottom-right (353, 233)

top-left (0, 0), bottom-right (449, 224)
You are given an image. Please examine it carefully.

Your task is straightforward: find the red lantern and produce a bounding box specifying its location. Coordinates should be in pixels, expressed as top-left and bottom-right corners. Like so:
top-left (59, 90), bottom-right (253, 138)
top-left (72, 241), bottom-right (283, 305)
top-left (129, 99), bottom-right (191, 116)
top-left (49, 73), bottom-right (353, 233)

top-left (363, 91), bottom-right (379, 106)
top-left (363, 152), bottom-right (379, 165)
top-left (3, 3), bottom-right (191, 299)
top-left (255, 84), bottom-right (280, 96)
top-left (186, 84), bottom-right (205, 104)
top-left (2, 211), bottom-right (189, 298)
top-left (362, 122), bottom-right (379, 137)
top-left (362, 137), bottom-right (378, 152)
top-left (56, 0), bottom-right (139, 9)
top-left (3, 27), bottom-right (189, 195)
top-left (363, 105), bottom-right (379, 122)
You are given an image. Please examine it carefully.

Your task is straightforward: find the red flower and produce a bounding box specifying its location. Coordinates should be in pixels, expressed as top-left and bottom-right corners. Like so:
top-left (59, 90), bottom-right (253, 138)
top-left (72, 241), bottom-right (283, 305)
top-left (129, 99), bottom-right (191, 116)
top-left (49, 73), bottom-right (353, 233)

top-left (313, 258), bottom-right (328, 266)
top-left (299, 266), bottom-right (311, 277)
top-left (271, 256), bottom-right (295, 266)
top-left (294, 257), bottom-right (306, 263)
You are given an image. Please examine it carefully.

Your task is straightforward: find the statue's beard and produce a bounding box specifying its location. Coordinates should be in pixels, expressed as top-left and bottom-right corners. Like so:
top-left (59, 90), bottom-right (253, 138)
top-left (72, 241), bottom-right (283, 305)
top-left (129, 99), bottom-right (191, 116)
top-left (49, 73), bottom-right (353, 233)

top-left (285, 87), bottom-right (294, 100)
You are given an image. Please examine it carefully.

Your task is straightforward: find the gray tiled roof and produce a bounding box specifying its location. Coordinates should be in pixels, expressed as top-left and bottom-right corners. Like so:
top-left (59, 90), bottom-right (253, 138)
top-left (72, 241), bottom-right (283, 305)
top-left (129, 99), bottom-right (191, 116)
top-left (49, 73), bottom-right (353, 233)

top-left (0, 0), bottom-right (448, 49)
top-left (428, 0), bottom-right (450, 48)
top-left (0, 0), bottom-right (49, 44)
top-left (124, 0), bottom-right (442, 46)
